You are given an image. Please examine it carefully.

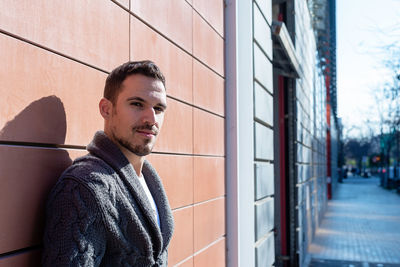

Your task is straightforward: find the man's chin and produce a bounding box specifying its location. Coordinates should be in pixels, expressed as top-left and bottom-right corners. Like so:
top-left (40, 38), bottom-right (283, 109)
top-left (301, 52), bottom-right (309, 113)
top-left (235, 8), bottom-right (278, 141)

top-left (133, 148), bottom-right (152, 157)
top-left (115, 137), bottom-right (154, 157)
top-left (130, 143), bottom-right (155, 157)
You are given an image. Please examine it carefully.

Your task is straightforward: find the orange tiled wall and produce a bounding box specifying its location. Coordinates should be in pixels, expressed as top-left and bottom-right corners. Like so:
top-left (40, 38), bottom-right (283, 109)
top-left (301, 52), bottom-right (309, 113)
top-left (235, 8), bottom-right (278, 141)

top-left (0, 1), bottom-right (225, 266)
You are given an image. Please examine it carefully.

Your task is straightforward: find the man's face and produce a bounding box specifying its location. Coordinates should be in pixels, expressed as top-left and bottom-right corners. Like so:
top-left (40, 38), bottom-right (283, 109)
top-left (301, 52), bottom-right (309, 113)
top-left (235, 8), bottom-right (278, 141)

top-left (107, 74), bottom-right (167, 157)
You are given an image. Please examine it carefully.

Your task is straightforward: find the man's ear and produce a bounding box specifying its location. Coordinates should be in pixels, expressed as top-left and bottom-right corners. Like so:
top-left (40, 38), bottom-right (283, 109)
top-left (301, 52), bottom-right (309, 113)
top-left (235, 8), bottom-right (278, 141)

top-left (99, 98), bottom-right (112, 119)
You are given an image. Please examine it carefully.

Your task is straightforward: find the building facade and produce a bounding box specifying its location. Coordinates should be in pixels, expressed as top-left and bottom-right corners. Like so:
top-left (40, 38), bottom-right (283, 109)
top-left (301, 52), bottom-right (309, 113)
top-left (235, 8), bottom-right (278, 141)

top-left (0, 1), bottom-right (225, 266)
top-left (0, 0), bottom-right (337, 266)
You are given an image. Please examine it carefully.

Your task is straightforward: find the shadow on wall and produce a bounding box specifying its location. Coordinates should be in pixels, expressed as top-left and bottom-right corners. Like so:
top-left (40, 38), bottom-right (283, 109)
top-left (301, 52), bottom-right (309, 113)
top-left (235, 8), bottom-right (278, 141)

top-left (0, 95), bottom-right (68, 144)
top-left (0, 96), bottom-right (72, 264)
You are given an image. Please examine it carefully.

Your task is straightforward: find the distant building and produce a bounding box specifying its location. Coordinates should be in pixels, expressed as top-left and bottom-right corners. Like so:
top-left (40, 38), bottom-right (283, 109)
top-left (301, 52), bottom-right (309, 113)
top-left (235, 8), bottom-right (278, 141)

top-left (0, 1), bottom-right (338, 266)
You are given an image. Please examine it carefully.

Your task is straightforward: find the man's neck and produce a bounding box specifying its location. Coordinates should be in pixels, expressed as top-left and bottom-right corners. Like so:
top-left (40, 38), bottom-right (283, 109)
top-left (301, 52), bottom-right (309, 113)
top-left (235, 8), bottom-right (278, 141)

top-left (104, 130), bottom-right (145, 176)
top-left (121, 147), bottom-right (145, 176)
top-left (128, 154), bottom-right (145, 177)
top-left (109, 139), bottom-right (144, 176)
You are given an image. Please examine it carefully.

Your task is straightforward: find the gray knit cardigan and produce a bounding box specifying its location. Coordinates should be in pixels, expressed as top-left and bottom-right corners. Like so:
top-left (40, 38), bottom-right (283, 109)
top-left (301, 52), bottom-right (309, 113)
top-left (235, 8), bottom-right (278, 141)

top-left (42, 131), bottom-right (174, 266)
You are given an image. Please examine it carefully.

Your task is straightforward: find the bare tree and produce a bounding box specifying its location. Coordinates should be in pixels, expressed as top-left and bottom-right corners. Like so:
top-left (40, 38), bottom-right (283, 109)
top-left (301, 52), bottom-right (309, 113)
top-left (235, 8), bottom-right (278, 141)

top-left (374, 41), bottom-right (400, 167)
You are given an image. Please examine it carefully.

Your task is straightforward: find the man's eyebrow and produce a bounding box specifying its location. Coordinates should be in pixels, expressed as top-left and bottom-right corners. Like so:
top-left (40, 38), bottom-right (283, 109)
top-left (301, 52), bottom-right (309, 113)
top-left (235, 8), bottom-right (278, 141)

top-left (126, 96), bottom-right (145, 102)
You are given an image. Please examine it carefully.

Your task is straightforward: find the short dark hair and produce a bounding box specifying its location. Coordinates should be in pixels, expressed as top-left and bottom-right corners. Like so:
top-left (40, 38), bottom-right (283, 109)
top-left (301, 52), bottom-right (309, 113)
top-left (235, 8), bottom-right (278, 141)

top-left (104, 60), bottom-right (166, 104)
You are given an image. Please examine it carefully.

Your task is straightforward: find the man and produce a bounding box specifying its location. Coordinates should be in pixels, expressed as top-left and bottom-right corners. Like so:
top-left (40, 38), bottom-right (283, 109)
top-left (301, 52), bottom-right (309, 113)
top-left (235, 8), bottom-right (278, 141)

top-left (43, 61), bottom-right (174, 266)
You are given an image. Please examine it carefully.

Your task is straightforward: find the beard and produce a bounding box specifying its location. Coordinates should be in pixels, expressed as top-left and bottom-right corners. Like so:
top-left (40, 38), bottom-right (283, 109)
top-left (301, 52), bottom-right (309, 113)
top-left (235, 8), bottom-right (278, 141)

top-left (112, 124), bottom-right (158, 157)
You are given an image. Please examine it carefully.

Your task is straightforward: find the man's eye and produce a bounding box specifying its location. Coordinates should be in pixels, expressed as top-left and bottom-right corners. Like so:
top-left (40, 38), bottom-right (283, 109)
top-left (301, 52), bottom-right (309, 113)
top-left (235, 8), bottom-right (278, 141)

top-left (131, 102), bottom-right (143, 107)
top-left (154, 106), bottom-right (165, 113)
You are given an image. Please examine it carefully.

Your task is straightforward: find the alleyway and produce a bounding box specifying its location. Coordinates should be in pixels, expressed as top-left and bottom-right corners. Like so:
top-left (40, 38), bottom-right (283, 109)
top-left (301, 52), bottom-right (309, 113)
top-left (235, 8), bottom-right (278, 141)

top-left (308, 176), bottom-right (400, 267)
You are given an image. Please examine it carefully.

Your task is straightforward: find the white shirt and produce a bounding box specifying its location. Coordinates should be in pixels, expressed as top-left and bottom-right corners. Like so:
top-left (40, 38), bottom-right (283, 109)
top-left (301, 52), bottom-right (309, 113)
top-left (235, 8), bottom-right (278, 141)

top-left (138, 173), bottom-right (160, 227)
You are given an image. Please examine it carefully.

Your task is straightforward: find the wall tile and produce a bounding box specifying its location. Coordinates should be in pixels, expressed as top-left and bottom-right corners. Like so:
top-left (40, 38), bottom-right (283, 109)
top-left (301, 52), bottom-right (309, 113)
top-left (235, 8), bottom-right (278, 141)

top-left (193, 12), bottom-right (224, 76)
top-left (154, 98), bottom-right (193, 154)
top-left (193, 59), bottom-right (225, 116)
top-left (253, 3), bottom-right (273, 62)
top-left (194, 198), bottom-right (225, 251)
top-left (168, 207), bottom-right (194, 266)
top-left (193, 109), bottom-right (224, 156)
top-left (254, 122), bottom-right (274, 161)
top-left (254, 82), bottom-right (273, 126)
top-left (0, 1), bottom-right (227, 265)
top-left (130, 0), bottom-right (192, 53)
top-left (0, 0), bottom-right (129, 71)
top-left (255, 197), bottom-right (274, 240)
top-left (255, 233), bottom-right (275, 267)
top-left (147, 154), bottom-right (193, 209)
top-left (193, 238), bottom-right (225, 267)
top-left (0, 146), bottom-right (85, 254)
top-left (254, 43), bottom-right (273, 93)
top-left (254, 162), bottom-right (274, 200)
top-left (194, 157), bottom-right (225, 203)
top-left (193, 0), bottom-right (224, 36)
top-left (131, 17), bottom-right (193, 104)
top-left (0, 34), bottom-right (105, 146)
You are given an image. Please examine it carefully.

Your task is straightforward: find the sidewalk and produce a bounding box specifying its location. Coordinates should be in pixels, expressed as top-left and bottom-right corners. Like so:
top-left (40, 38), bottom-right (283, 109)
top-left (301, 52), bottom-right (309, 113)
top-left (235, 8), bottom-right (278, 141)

top-left (308, 175), bottom-right (400, 266)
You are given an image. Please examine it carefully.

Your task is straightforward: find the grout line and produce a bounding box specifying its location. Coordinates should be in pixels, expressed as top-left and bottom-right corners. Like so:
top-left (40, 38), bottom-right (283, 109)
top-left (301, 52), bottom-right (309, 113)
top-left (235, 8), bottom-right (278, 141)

top-left (254, 117), bottom-right (274, 130)
top-left (0, 144), bottom-right (226, 157)
top-left (173, 236), bottom-right (227, 266)
top-left (254, 39), bottom-right (273, 63)
top-left (193, 195), bottom-right (225, 207)
top-left (151, 151), bottom-right (225, 158)
top-left (253, 0), bottom-right (272, 29)
top-left (254, 160), bottom-right (274, 166)
top-left (128, 0), bottom-right (131, 60)
top-left (192, 6), bottom-right (224, 40)
top-left (254, 231), bottom-right (274, 247)
top-left (254, 157), bottom-right (274, 164)
top-left (254, 196), bottom-right (274, 205)
top-left (193, 236), bottom-right (226, 256)
top-left (110, 0), bottom-right (130, 13)
top-left (0, 141), bottom-right (86, 150)
top-left (295, 141), bottom-right (313, 150)
top-left (167, 95), bottom-right (225, 119)
top-left (254, 78), bottom-right (273, 97)
top-left (171, 195), bottom-right (226, 212)
top-left (191, 13), bottom-right (195, 264)
top-left (183, 0), bottom-right (226, 43)
top-left (173, 255), bottom-right (193, 267)
top-left (0, 245), bottom-right (42, 259)
top-left (171, 204), bottom-right (193, 213)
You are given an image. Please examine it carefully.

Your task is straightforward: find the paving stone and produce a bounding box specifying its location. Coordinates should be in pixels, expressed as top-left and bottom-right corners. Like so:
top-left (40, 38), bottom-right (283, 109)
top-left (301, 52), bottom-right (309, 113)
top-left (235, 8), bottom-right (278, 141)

top-left (310, 258), bottom-right (400, 267)
top-left (308, 176), bottom-right (400, 265)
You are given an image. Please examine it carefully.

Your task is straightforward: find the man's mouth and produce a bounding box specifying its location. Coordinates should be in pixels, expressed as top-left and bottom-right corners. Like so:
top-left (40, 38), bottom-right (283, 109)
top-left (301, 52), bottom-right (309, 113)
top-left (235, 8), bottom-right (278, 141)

top-left (136, 130), bottom-right (156, 137)
top-left (132, 124), bottom-right (159, 138)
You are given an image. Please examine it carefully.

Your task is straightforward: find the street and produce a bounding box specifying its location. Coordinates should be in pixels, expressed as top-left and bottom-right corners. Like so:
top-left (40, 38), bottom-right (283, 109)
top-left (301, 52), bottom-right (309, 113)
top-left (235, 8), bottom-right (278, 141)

top-left (308, 176), bottom-right (400, 267)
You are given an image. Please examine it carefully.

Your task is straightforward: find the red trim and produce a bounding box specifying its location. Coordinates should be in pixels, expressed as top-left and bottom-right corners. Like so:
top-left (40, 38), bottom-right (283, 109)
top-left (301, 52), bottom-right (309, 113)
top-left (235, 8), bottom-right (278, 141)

top-left (326, 75), bottom-right (332, 199)
top-left (278, 76), bottom-right (288, 257)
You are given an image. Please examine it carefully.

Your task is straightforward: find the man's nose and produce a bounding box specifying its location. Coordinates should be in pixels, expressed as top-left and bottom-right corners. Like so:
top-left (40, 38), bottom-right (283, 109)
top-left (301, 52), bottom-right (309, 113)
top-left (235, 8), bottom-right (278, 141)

top-left (142, 107), bottom-right (157, 125)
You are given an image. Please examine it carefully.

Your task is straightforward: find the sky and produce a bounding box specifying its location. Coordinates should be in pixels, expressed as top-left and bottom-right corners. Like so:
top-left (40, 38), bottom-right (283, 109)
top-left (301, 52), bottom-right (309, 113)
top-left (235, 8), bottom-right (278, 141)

top-left (337, 0), bottom-right (400, 138)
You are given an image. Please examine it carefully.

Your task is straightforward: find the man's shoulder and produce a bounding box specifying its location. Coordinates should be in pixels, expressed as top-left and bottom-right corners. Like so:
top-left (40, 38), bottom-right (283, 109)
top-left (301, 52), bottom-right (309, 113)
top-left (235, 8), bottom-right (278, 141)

top-left (59, 153), bottom-right (118, 191)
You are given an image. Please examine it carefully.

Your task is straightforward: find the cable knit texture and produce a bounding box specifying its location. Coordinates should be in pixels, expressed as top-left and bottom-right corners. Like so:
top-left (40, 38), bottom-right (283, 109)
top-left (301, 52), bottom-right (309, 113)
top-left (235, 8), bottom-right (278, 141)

top-left (43, 131), bottom-right (174, 266)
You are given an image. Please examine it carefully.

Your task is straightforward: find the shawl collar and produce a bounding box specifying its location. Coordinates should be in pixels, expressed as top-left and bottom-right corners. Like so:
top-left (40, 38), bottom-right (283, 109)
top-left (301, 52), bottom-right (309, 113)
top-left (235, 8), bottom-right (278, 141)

top-left (86, 131), bottom-right (174, 257)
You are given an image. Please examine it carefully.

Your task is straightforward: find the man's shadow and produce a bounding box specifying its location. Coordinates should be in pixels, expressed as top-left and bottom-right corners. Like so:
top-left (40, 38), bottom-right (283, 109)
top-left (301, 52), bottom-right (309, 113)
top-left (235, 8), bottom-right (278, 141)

top-left (0, 96), bottom-right (73, 264)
